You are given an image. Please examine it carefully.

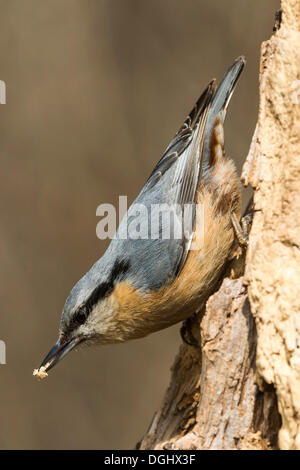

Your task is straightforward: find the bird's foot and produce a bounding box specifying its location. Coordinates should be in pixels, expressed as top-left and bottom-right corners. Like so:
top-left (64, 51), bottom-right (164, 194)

top-left (180, 314), bottom-right (201, 350)
top-left (231, 197), bottom-right (254, 248)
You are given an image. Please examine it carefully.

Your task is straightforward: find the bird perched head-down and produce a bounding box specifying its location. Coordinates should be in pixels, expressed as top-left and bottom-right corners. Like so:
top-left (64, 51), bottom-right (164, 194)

top-left (34, 57), bottom-right (245, 378)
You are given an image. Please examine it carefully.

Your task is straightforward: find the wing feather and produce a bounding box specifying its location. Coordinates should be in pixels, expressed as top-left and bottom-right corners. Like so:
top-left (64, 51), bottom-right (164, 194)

top-left (118, 60), bottom-right (244, 291)
top-left (146, 81), bottom-right (215, 196)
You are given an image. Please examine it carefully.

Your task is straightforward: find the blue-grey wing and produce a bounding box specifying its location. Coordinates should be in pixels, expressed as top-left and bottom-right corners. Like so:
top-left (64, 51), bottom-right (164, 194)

top-left (104, 58), bottom-right (245, 292)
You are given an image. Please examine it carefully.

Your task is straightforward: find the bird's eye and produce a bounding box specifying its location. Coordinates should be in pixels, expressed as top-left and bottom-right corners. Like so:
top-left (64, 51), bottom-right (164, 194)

top-left (74, 309), bottom-right (87, 326)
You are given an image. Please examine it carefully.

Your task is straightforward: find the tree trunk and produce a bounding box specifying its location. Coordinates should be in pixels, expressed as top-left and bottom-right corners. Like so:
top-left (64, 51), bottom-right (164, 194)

top-left (138, 0), bottom-right (300, 450)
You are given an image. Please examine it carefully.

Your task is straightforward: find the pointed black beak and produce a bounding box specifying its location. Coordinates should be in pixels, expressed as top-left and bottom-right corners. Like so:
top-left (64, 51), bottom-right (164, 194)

top-left (39, 337), bottom-right (83, 373)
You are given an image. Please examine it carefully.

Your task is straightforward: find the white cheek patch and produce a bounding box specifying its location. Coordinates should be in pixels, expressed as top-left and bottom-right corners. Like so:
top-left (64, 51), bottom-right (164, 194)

top-left (80, 295), bottom-right (117, 338)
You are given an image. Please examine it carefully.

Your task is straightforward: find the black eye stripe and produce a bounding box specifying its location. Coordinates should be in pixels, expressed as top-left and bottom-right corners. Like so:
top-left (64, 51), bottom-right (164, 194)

top-left (67, 257), bottom-right (131, 336)
top-left (86, 281), bottom-right (113, 311)
top-left (69, 308), bottom-right (87, 328)
top-left (110, 258), bottom-right (130, 282)
top-left (85, 258), bottom-right (131, 312)
top-left (75, 309), bottom-right (87, 324)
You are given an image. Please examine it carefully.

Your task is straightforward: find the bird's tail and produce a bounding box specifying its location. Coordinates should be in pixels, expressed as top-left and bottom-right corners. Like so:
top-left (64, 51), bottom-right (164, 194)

top-left (202, 56), bottom-right (245, 175)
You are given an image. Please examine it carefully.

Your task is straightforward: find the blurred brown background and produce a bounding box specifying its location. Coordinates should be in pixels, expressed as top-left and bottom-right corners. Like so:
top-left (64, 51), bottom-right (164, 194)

top-left (0, 0), bottom-right (278, 449)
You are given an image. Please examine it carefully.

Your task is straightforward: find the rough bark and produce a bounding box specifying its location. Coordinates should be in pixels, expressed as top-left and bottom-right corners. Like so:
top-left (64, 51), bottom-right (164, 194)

top-left (242, 0), bottom-right (300, 450)
top-left (139, 0), bottom-right (299, 450)
top-left (139, 274), bottom-right (280, 450)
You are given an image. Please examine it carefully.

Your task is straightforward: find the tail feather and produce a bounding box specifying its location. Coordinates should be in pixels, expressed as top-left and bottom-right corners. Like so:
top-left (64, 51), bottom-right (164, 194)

top-left (202, 56), bottom-right (245, 174)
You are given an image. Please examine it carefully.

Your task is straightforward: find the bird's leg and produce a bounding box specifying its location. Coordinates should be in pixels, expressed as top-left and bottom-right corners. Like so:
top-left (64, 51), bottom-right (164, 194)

top-left (180, 313), bottom-right (201, 350)
top-left (231, 212), bottom-right (249, 247)
top-left (231, 197), bottom-right (254, 248)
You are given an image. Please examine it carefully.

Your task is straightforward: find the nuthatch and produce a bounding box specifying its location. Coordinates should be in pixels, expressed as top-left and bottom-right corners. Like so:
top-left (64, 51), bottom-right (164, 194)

top-left (34, 57), bottom-right (245, 378)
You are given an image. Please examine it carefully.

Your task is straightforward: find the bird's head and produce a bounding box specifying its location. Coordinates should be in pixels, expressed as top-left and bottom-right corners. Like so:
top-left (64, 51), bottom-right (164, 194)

top-left (36, 257), bottom-right (130, 375)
